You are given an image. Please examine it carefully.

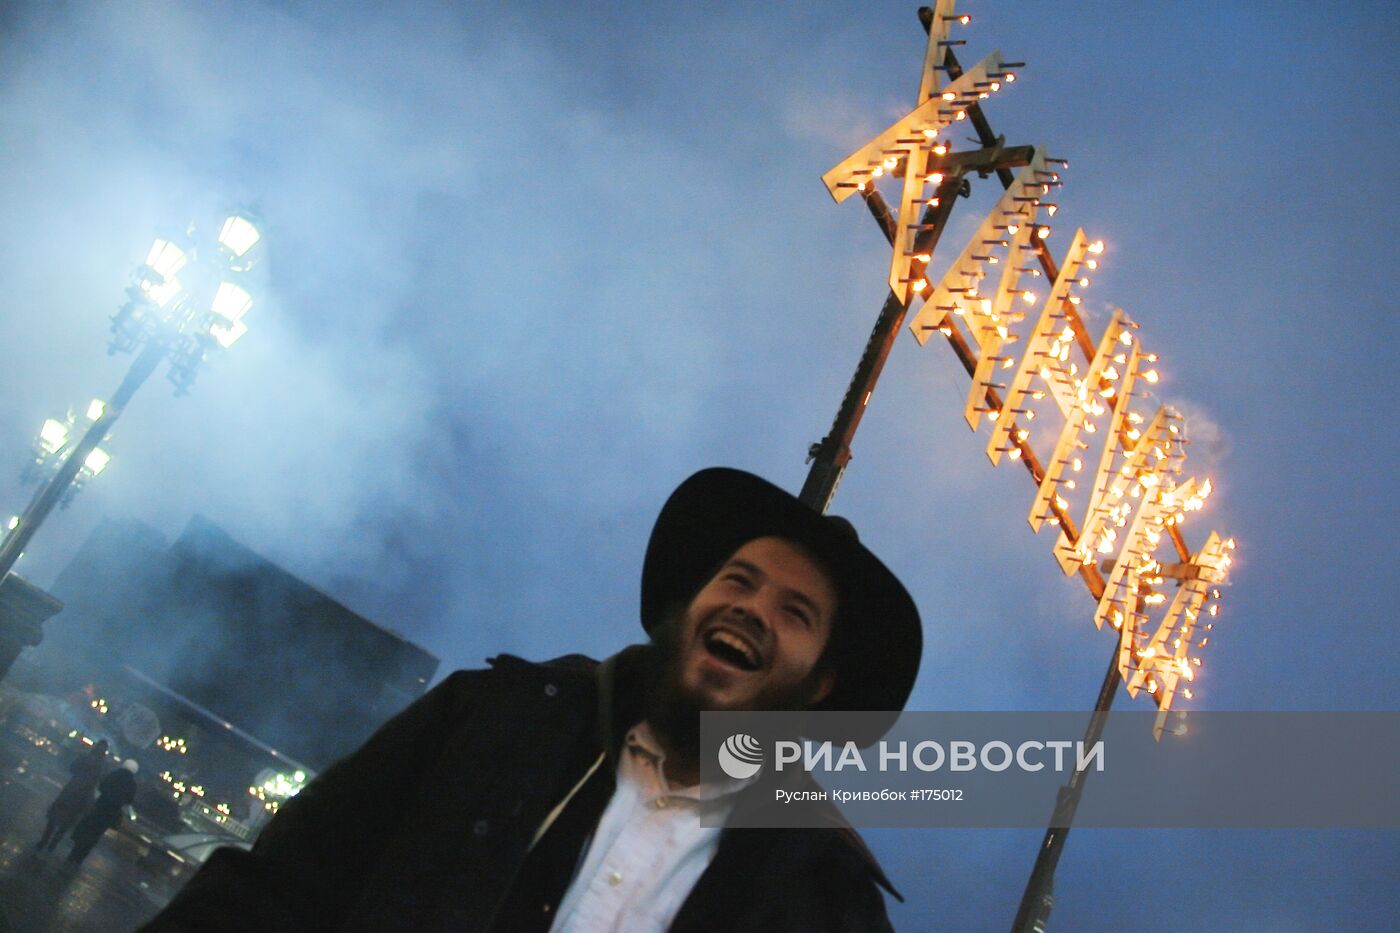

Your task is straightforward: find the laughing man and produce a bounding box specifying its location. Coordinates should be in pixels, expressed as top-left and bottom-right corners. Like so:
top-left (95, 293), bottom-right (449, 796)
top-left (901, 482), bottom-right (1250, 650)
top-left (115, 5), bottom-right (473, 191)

top-left (146, 468), bottom-right (923, 931)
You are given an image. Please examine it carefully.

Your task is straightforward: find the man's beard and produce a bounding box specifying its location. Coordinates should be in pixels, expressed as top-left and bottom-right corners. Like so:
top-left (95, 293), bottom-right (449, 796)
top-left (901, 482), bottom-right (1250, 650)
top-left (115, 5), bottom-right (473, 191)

top-left (642, 603), bottom-right (829, 759)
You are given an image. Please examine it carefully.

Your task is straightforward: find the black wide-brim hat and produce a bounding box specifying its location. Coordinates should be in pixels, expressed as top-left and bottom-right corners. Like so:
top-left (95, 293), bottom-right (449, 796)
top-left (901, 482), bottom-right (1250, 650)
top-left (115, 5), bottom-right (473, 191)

top-left (641, 468), bottom-right (923, 723)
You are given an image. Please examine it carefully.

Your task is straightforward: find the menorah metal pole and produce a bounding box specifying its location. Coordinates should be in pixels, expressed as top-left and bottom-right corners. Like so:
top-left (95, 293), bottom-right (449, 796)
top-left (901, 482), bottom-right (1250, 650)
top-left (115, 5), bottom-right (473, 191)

top-left (1010, 643), bottom-right (1123, 932)
top-left (799, 8), bottom-right (1039, 515)
top-left (798, 177), bottom-right (961, 513)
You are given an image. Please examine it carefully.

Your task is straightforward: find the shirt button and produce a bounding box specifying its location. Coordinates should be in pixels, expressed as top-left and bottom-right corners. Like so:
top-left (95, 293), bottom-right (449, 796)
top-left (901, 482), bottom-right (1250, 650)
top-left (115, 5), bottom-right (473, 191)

top-left (607, 871), bottom-right (623, 887)
top-left (544, 684), bottom-right (558, 697)
top-left (473, 819), bottom-right (490, 836)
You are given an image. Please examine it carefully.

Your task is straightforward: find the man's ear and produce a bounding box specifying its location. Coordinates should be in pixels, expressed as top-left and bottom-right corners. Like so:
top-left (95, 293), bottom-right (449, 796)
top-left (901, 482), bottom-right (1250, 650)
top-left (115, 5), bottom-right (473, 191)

top-left (807, 669), bottom-right (836, 707)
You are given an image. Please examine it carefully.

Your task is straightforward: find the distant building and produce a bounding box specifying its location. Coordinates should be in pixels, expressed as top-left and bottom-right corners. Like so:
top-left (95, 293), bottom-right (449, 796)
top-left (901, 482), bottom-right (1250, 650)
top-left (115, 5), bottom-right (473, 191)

top-left (31, 515), bottom-right (438, 771)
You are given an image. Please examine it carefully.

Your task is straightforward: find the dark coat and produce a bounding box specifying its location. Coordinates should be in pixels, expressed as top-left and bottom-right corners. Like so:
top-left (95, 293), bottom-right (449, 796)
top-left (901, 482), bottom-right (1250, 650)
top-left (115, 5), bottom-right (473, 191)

top-left (145, 649), bottom-right (899, 931)
top-left (46, 747), bottom-right (106, 825)
top-left (70, 767), bottom-right (136, 849)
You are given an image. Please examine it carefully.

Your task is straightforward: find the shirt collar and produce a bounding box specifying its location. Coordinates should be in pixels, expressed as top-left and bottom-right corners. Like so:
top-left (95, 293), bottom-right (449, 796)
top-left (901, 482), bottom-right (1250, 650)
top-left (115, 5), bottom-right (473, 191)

top-left (624, 721), bottom-right (756, 802)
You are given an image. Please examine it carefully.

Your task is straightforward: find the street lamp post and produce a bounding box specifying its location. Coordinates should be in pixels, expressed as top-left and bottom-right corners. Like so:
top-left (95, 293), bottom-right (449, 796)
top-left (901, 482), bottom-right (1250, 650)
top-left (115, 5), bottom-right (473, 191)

top-left (0, 213), bottom-right (262, 587)
top-left (0, 344), bottom-right (163, 581)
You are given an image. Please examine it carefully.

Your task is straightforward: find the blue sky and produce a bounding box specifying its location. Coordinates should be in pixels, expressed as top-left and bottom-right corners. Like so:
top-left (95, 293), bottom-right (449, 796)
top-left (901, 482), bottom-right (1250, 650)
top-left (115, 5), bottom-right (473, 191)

top-left (1, 1), bottom-right (1396, 929)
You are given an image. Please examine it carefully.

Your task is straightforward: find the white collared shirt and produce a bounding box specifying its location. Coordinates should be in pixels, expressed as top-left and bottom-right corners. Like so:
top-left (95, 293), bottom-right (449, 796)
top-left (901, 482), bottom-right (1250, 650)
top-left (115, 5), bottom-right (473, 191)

top-left (549, 721), bottom-right (750, 932)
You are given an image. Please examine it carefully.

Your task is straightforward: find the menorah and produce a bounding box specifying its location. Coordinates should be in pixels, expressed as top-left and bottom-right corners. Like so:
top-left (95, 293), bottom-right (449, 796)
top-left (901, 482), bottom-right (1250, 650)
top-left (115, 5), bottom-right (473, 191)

top-left (796, 5), bottom-right (1237, 929)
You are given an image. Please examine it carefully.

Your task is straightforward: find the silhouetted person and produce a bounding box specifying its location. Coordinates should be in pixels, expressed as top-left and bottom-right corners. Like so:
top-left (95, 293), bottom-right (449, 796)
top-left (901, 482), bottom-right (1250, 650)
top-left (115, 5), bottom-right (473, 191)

top-left (65, 758), bottom-right (138, 866)
top-left (36, 739), bottom-right (108, 852)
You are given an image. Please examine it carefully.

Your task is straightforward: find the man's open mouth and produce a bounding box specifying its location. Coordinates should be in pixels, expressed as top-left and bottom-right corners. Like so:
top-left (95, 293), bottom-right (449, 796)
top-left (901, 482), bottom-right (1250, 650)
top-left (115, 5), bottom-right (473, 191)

top-left (703, 630), bottom-right (762, 672)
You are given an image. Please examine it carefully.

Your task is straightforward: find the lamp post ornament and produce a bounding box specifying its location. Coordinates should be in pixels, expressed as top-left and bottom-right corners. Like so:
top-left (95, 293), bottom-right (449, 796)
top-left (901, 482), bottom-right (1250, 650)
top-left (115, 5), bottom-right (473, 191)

top-left (18, 399), bottom-right (114, 510)
top-left (797, 5), bottom-right (1237, 930)
top-left (0, 213), bottom-right (262, 588)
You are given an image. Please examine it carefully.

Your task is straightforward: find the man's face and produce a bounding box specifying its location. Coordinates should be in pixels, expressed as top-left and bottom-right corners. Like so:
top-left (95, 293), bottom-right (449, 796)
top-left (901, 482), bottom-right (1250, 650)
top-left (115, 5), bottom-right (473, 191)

top-left (673, 536), bottom-right (838, 712)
